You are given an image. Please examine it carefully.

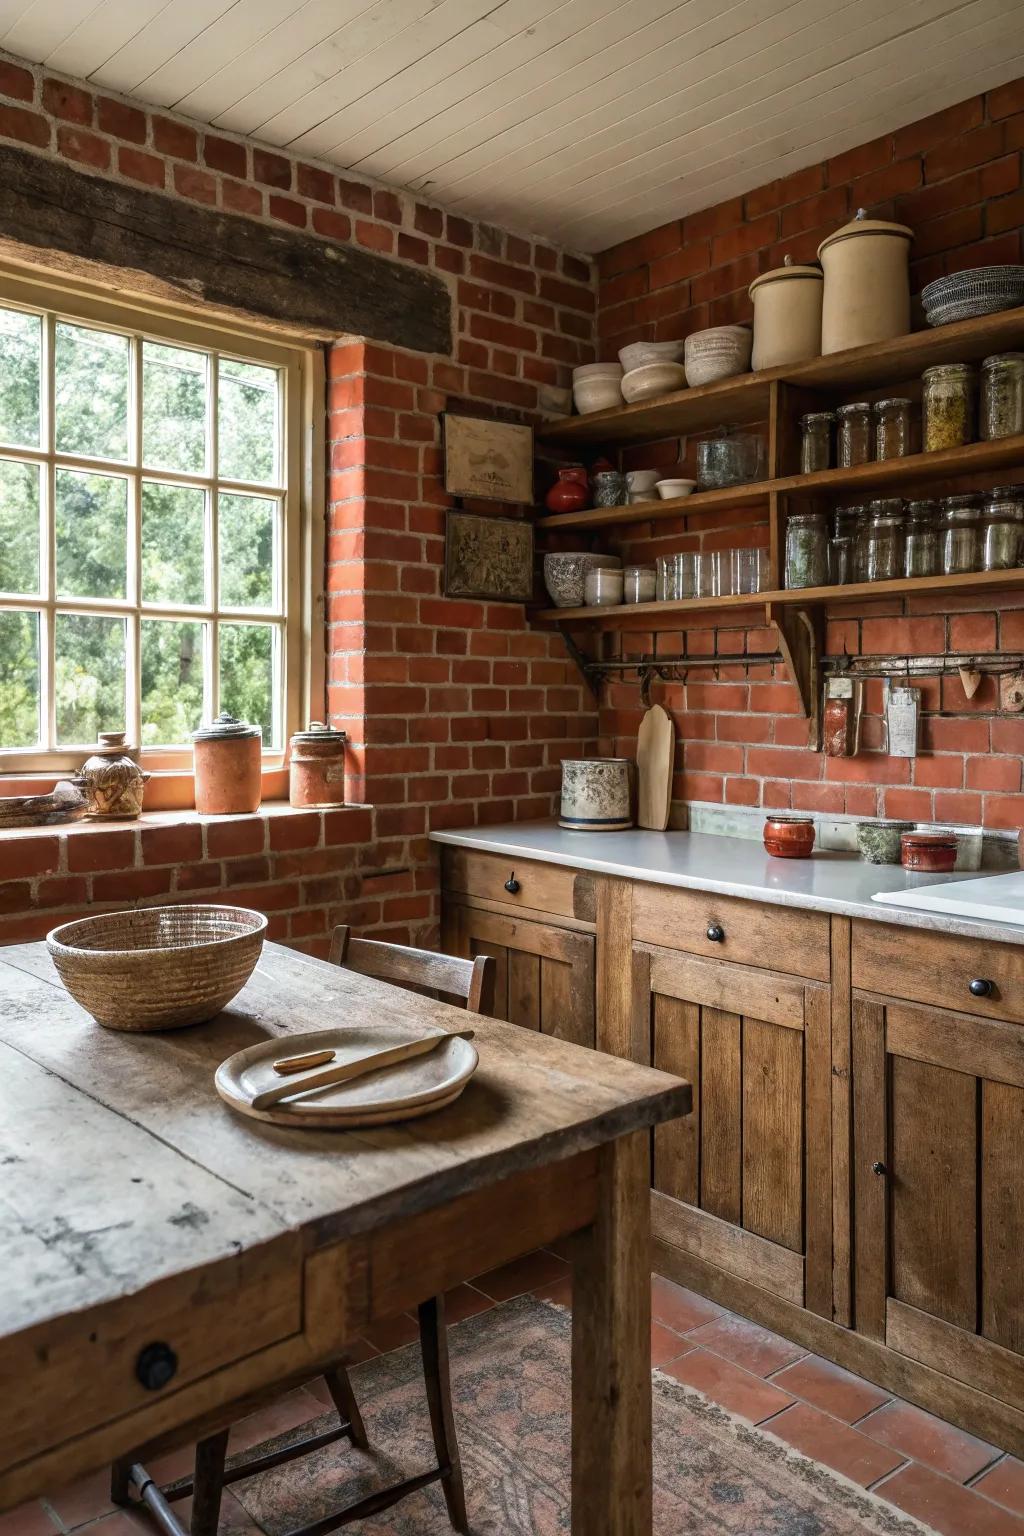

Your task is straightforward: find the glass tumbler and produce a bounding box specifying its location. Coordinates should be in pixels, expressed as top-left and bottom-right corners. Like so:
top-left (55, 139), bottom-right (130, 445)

top-left (731, 548), bottom-right (767, 594)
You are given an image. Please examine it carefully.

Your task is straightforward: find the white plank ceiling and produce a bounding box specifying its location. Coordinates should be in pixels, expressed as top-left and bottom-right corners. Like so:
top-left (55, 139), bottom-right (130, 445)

top-left (2, 0), bottom-right (1023, 252)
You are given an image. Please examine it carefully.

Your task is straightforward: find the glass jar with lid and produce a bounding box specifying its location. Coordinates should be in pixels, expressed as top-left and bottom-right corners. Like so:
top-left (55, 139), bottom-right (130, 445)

top-left (830, 506), bottom-right (859, 585)
top-left (903, 500), bottom-right (939, 578)
top-left (863, 499), bottom-right (904, 582)
top-left (938, 493), bottom-right (981, 574)
top-left (836, 402), bottom-right (872, 467)
top-left (623, 564), bottom-right (657, 603)
top-left (979, 488), bottom-right (1024, 571)
top-left (874, 397), bottom-right (913, 460)
top-left (592, 469), bottom-right (628, 507)
top-left (785, 511), bottom-right (829, 589)
top-left (799, 411), bottom-right (834, 473)
top-left (980, 353), bottom-right (1024, 441)
top-left (922, 362), bottom-right (975, 452)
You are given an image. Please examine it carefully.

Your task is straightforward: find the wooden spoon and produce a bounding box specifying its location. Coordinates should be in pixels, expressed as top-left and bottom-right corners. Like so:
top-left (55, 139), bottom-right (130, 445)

top-left (250, 1029), bottom-right (475, 1111)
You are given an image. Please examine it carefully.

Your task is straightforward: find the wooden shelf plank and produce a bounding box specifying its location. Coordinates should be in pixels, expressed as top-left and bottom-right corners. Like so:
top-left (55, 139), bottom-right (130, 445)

top-left (536, 483), bottom-right (768, 530)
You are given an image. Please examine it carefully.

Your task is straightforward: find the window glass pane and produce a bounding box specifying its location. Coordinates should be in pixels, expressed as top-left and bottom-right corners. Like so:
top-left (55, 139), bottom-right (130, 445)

top-left (55, 468), bottom-right (128, 599)
top-left (55, 613), bottom-right (125, 744)
top-left (0, 307), bottom-right (41, 448)
top-left (141, 618), bottom-right (204, 746)
top-left (0, 609), bottom-right (40, 747)
top-left (219, 492), bottom-right (275, 608)
top-left (0, 459), bottom-right (40, 595)
top-left (55, 322), bottom-right (129, 461)
top-left (142, 482), bottom-right (205, 605)
top-left (143, 341), bottom-right (207, 473)
top-left (218, 358), bottom-right (278, 483)
top-left (220, 621), bottom-right (275, 746)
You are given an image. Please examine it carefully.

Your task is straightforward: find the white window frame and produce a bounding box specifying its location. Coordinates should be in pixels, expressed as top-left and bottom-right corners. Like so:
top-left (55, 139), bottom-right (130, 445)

top-left (0, 266), bottom-right (324, 775)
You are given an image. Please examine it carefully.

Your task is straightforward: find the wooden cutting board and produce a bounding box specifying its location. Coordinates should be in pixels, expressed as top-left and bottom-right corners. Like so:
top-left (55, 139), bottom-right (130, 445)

top-left (636, 703), bottom-right (674, 831)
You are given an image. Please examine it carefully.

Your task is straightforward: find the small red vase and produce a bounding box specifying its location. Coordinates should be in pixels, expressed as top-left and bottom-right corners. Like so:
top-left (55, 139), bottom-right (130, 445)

top-left (545, 466), bottom-right (590, 514)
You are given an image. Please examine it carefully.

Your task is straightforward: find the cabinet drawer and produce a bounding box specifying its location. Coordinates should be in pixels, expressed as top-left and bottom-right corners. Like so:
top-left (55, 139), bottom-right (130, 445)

top-left (852, 920), bottom-right (1024, 1025)
top-left (632, 882), bottom-right (830, 981)
top-left (441, 847), bottom-right (595, 923)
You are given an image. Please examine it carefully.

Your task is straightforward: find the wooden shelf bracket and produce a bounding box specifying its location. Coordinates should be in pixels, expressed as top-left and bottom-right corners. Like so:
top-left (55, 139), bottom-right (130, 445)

top-left (767, 603), bottom-right (823, 751)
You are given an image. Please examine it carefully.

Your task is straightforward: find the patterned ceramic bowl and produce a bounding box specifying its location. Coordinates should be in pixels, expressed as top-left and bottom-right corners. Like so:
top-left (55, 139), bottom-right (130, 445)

top-left (543, 552), bottom-right (621, 608)
top-left (683, 325), bottom-right (752, 387)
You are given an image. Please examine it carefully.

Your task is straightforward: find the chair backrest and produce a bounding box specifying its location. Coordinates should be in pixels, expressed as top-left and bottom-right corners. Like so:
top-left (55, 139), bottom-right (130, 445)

top-left (328, 926), bottom-right (496, 1016)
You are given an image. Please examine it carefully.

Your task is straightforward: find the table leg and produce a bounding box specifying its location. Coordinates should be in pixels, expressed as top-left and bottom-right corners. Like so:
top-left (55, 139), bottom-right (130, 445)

top-left (571, 1129), bottom-right (652, 1536)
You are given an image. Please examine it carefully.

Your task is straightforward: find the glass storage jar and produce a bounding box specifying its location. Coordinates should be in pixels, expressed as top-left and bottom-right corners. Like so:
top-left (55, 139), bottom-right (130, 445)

top-left (874, 397), bottom-right (913, 460)
top-left (799, 411), bottom-right (834, 473)
top-left (980, 353), bottom-right (1024, 441)
top-left (785, 511), bottom-right (829, 589)
top-left (696, 429), bottom-right (765, 488)
top-left (922, 362), bottom-right (975, 452)
top-left (656, 552), bottom-right (698, 601)
top-left (592, 469), bottom-right (628, 507)
top-left (903, 500), bottom-right (939, 578)
top-left (979, 489), bottom-right (1024, 570)
top-left (836, 402), bottom-right (873, 467)
top-left (623, 564), bottom-right (657, 603)
top-left (584, 566), bottom-right (623, 606)
top-left (938, 494), bottom-right (981, 574)
top-left (863, 499), bottom-right (904, 582)
top-left (830, 507), bottom-right (859, 585)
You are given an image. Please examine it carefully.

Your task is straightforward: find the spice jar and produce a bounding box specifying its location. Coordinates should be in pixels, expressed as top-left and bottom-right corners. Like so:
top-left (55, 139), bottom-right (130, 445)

top-left (980, 353), bottom-right (1024, 440)
top-left (799, 411), bottom-right (834, 473)
top-left (874, 397), bottom-right (913, 460)
top-left (901, 831), bottom-right (957, 873)
top-left (584, 566), bottom-right (623, 606)
top-left (623, 564), bottom-right (657, 603)
top-left (863, 499), bottom-right (904, 582)
top-left (697, 429), bottom-right (764, 488)
top-left (289, 722), bottom-right (347, 808)
top-left (192, 712), bottom-right (262, 815)
top-left (938, 494), bottom-right (981, 575)
top-left (922, 362), bottom-right (975, 452)
top-left (830, 507), bottom-right (859, 584)
top-left (763, 816), bottom-right (815, 858)
top-left (903, 500), bottom-right (939, 578)
top-left (979, 489), bottom-right (1024, 571)
top-left (592, 469), bottom-right (627, 508)
top-left (785, 511), bottom-right (828, 589)
top-left (836, 402), bottom-right (872, 467)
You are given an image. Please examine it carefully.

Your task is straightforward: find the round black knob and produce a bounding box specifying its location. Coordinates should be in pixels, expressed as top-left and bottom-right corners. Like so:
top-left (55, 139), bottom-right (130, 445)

top-left (872, 1161), bottom-right (887, 1177)
top-left (504, 872), bottom-right (520, 895)
top-left (969, 978), bottom-right (993, 998)
top-left (135, 1342), bottom-right (178, 1392)
top-left (706, 923), bottom-right (725, 943)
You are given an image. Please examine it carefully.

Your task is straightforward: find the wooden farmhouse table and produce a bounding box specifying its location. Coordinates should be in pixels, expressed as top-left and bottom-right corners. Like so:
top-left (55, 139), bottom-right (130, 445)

top-left (0, 940), bottom-right (691, 1534)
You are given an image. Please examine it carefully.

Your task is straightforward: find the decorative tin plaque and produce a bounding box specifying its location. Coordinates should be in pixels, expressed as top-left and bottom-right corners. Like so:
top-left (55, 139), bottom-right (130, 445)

top-left (444, 510), bottom-right (534, 602)
top-left (442, 413), bottom-right (533, 503)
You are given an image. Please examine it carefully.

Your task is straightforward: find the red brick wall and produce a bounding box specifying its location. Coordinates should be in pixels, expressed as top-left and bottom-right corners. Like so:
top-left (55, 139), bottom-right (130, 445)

top-left (595, 80), bottom-right (1024, 832)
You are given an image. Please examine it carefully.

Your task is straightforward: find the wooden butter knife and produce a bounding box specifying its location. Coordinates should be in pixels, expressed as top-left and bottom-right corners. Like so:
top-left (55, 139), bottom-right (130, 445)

top-left (250, 1029), bottom-right (475, 1111)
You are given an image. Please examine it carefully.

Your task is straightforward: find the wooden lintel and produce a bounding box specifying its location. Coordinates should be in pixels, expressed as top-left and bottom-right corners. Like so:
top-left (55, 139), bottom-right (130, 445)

top-left (0, 144), bottom-right (452, 354)
top-left (767, 602), bottom-right (823, 751)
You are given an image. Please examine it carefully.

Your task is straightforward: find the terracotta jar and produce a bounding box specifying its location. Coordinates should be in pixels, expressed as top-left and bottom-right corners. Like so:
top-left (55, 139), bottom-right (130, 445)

top-left (78, 731), bottom-right (149, 819)
top-left (289, 722), bottom-right (347, 808)
top-left (901, 831), bottom-right (957, 872)
top-left (748, 257), bottom-right (824, 369)
top-left (817, 210), bottom-right (912, 355)
top-left (545, 465), bottom-right (590, 514)
top-left (763, 816), bottom-right (815, 859)
top-left (192, 713), bottom-right (262, 815)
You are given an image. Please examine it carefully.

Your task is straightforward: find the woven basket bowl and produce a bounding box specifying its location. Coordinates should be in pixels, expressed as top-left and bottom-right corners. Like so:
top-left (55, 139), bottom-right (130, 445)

top-left (46, 904), bottom-right (267, 1031)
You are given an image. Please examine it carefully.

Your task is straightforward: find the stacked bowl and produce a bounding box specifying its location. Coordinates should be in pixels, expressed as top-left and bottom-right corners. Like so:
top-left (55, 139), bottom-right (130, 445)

top-left (572, 362), bottom-right (623, 414)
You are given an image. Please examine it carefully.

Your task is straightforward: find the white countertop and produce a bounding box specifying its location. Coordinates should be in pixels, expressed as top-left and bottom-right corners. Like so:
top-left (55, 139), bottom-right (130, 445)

top-left (430, 820), bottom-right (1024, 946)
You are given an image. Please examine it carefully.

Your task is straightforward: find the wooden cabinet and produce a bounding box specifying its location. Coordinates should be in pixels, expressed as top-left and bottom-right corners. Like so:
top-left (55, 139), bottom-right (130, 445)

top-left (853, 992), bottom-right (1024, 1412)
top-left (639, 943), bottom-right (831, 1315)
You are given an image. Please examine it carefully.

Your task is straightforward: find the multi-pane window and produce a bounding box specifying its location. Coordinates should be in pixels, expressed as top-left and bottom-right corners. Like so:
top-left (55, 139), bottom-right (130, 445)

top-left (0, 277), bottom-right (313, 769)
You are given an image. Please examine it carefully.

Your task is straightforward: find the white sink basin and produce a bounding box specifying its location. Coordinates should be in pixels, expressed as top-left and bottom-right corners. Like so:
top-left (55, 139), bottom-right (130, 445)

top-left (873, 869), bottom-right (1024, 925)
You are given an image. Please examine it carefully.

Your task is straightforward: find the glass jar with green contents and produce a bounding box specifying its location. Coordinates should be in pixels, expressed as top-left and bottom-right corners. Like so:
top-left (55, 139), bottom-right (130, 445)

top-left (874, 397), bottom-right (913, 460)
top-left (938, 493), bottom-right (981, 574)
top-left (980, 354), bottom-right (1024, 440)
top-left (979, 489), bottom-right (1024, 570)
top-left (799, 411), bottom-right (834, 473)
top-left (785, 511), bottom-right (829, 589)
top-left (922, 362), bottom-right (975, 452)
top-left (836, 402), bottom-right (872, 467)
top-left (903, 500), bottom-right (939, 578)
top-left (863, 499), bottom-right (904, 582)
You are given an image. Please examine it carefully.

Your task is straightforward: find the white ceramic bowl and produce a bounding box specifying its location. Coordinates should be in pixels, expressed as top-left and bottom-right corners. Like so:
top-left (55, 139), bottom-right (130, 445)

top-left (620, 361), bottom-right (687, 404)
top-left (683, 325), bottom-right (752, 387)
top-left (543, 552), bottom-right (621, 609)
top-left (655, 479), bottom-right (697, 500)
top-left (618, 340), bottom-right (686, 372)
top-left (625, 469), bottom-right (660, 495)
top-left (573, 377), bottom-right (624, 415)
top-left (572, 361), bottom-right (624, 380)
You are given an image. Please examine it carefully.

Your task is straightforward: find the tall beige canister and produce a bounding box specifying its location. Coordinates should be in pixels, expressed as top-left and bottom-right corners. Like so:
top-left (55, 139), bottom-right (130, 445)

top-left (748, 257), bottom-right (823, 370)
top-left (818, 209), bottom-right (912, 355)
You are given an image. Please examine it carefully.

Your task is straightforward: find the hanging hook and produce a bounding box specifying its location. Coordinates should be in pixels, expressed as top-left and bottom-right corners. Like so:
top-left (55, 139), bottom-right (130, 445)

top-left (640, 666), bottom-right (653, 708)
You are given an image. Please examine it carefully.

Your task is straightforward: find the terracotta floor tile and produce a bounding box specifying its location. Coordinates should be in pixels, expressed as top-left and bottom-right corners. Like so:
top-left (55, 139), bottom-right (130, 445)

top-left (471, 1249), bottom-right (570, 1302)
top-left (0, 1504), bottom-right (60, 1536)
top-left (227, 1387), bottom-right (324, 1454)
top-left (975, 1458), bottom-right (1024, 1517)
top-left (770, 1354), bottom-right (892, 1423)
top-left (687, 1311), bottom-right (806, 1378)
top-left (532, 1274), bottom-right (573, 1309)
top-left (650, 1322), bottom-right (694, 1368)
top-left (360, 1311), bottom-right (421, 1355)
top-left (766, 1401), bottom-right (906, 1487)
top-left (65, 1515), bottom-right (153, 1536)
top-left (860, 1398), bottom-right (1001, 1482)
top-left (662, 1346), bottom-right (796, 1425)
top-left (443, 1283), bottom-right (495, 1324)
top-left (47, 1469), bottom-right (117, 1528)
top-left (877, 1463), bottom-right (1024, 1536)
top-left (650, 1275), bottom-right (725, 1335)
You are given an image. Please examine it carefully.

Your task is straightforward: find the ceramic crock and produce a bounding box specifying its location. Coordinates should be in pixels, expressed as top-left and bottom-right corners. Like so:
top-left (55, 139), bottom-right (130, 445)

top-left (78, 731), bottom-right (149, 819)
top-left (192, 712), bottom-right (262, 815)
top-left (817, 210), bottom-right (912, 355)
top-left (748, 257), bottom-right (824, 369)
top-left (544, 465), bottom-right (590, 514)
top-left (763, 815), bottom-right (815, 859)
top-left (900, 831), bottom-right (957, 872)
top-left (289, 722), bottom-right (347, 808)
top-left (559, 758), bottom-right (632, 832)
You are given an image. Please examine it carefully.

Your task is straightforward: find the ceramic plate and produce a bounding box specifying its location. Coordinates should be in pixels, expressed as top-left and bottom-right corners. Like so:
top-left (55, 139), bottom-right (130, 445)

top-left (215, 1024), bottom-right (479, 1128)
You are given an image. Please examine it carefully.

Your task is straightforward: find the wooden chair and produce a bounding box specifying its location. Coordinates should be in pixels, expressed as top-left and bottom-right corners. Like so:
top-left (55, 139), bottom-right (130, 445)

top-left (114, 934), bottom-right (493, 1536)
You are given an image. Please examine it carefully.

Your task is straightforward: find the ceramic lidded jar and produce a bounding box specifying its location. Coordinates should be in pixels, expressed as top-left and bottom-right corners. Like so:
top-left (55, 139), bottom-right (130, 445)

top-left (79, 731), bottom-right (149, 819)
top-left (817, 210), bottom-right (912, 355)
top-left (289, 722), bottom-right (347, 808)
top-left (748, 257), bottom-right (824, 369)
top-left (763, 816), bottom-right (815, 859)
top-left (559, 758), bottom-right (633, 832)
top-left (192, 712), bottom-right (262, 815)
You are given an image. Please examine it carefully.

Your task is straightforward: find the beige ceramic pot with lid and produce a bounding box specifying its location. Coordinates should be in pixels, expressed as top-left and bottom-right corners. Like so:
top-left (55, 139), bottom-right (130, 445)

top-left (817, 209), bottom-right (912, 354)
top-left (748, 256), bottom-right (824, 369)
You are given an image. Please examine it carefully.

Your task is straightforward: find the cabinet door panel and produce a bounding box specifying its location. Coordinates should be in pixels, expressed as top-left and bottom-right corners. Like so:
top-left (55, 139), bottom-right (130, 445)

top-left (700, 1008), bottom-right (742, 1224)
top-left (652, 995), bottom-right (699, 1205)
top-left (450, 904), bottom-right (595, 1048)
top-left (508, 949), bottom-right (541, 1030)
top-left (982, 1079), bottom-right (1024, 1355)
top-left (742, 1017), bottom-right (804, 1252)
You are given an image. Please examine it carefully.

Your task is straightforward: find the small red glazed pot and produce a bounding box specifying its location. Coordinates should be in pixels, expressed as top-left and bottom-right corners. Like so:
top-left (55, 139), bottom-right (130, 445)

top-left (901, 831), bottom-right (957, 872)
top-left (545, 465), bottom-right (590, 514)
top-left (763, 815), bottom-right (815, 858)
